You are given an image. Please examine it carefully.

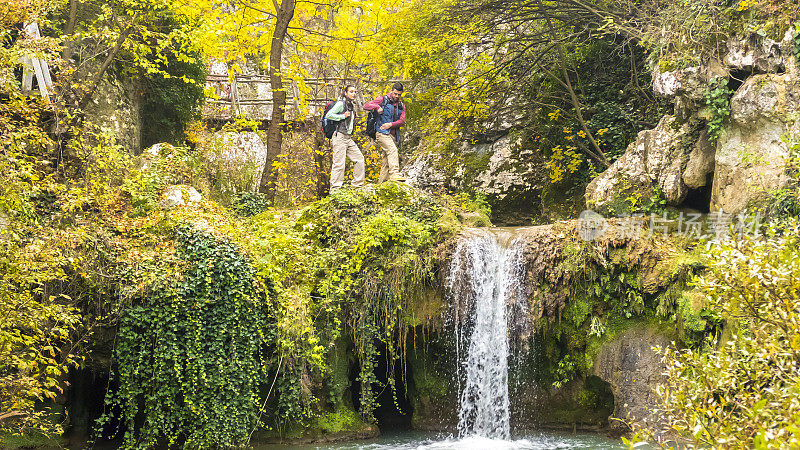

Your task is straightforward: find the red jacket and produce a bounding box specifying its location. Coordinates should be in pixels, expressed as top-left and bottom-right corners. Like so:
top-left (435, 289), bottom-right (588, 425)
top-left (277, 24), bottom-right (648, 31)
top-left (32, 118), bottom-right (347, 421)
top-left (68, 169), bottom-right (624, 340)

top-left (363, 95), bottom-right (406, 138)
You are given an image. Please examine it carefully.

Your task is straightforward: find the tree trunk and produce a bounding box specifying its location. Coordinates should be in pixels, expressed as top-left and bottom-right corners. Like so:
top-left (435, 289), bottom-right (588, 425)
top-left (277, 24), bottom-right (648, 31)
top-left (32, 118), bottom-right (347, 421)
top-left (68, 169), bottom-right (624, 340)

top-left (258, 0), bottom-right (296, 200)
top-left (312, 126), bottom-right (330, 198)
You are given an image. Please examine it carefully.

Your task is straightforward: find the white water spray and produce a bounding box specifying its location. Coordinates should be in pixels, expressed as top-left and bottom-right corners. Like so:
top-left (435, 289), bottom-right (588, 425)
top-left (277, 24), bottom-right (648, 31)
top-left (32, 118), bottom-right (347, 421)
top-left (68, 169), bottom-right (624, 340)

top-left (448, 229), bottom-right (526, 439)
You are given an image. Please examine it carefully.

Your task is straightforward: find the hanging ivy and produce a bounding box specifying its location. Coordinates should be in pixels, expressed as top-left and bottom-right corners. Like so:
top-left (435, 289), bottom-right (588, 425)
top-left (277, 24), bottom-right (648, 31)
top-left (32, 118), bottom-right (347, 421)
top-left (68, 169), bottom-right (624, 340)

top-left (99, 224), bottom-right (272, 449)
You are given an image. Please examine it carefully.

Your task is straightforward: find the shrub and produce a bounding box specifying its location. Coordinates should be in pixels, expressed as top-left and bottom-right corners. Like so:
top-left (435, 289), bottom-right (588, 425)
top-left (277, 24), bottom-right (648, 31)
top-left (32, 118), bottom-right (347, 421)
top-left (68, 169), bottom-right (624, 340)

top-left (655, 220), bottom-right (800, 447)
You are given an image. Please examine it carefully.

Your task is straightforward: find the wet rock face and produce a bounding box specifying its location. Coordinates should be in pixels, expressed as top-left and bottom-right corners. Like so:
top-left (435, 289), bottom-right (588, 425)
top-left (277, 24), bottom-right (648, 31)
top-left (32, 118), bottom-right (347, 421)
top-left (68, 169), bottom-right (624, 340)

top-left (593, 326), bottom-right (671, 432)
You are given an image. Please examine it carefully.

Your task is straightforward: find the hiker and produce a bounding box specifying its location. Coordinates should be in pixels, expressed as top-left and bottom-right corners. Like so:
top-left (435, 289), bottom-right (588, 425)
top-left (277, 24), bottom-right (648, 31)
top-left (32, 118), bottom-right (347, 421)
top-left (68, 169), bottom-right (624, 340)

top-left (363, 82), bottom-right (406, 182)
top-left (325, 85), bottom-right (365, 191)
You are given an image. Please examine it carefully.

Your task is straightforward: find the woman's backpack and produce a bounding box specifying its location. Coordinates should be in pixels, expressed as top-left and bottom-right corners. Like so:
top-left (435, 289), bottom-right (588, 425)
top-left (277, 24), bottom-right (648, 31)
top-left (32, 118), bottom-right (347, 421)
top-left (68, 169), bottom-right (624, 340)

top-left (321, 100), bottom-right (340, 139)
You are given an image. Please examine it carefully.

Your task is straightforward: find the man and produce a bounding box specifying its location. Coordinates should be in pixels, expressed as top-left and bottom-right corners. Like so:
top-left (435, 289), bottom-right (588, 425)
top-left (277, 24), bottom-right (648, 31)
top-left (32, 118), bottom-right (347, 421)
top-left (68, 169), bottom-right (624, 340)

top-left (325, 85), bottom-right (365, 191)
top-left (363, 82), bottom-right (406, 182)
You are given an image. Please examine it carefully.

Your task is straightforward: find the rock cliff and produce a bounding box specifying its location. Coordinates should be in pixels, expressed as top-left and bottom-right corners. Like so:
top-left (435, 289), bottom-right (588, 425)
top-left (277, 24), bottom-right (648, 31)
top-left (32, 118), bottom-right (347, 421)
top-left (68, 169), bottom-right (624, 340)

top-left (587, 28), bottom-right (799, 215)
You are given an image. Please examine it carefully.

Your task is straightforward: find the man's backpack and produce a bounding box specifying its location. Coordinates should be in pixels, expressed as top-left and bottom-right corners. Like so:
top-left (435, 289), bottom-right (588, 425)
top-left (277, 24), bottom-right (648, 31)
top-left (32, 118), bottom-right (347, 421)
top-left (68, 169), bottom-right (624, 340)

top-left (365, 96), bottom-right (403, 139)
top-left (321, 100), bottom-right (340, 139)
top-left (365, 97), bottom-right (388, 139)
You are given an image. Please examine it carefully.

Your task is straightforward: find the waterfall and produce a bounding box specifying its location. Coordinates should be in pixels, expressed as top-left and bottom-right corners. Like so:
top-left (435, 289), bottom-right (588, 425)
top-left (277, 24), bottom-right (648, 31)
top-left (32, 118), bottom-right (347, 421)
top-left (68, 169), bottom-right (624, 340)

top-left (448, 229), bottom-right (526, 440)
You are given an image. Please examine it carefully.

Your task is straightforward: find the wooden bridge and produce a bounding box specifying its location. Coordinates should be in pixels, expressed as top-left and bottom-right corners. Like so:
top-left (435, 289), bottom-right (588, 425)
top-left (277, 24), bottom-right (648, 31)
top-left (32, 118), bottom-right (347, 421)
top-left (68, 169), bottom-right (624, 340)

top-left (203, 72), bottom-right (373, 122)
top-left (202, 63), bottom-right (406, 122)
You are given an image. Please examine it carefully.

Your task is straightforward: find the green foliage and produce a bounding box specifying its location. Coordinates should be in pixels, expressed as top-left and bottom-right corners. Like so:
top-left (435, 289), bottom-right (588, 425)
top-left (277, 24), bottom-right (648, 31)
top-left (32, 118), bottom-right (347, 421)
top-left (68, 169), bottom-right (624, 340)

top-left (310, 407), bottom-right (365, 434)
top-left (656, 220), bottom-right (800, 447)
top-left (762, 133), bottom-right (800, 218)
top-left (298, 185), bottom-right (444, 420)
top-left (99, 224), bottom-right (270, 448)
top-left (231, 191), bottom-right (272, 217)
top-left (794, 23), bottom-right (800, 61)
top-left (140, 47), bottom-right (207, 148)
top-left (589, 316), bottom-right (606, 337)
top-left (221, 183), bottom-right (475, 430)
top-left (552, 355), bottom-right (578, 388)
top-left (704, 77), bottom-right (734, 143)
top-left (0, 235), bottom-right (82, 436)
top-left (625, 186), bottom-right (667, 215)
top-left (122, 145), bottom-right (203, 215)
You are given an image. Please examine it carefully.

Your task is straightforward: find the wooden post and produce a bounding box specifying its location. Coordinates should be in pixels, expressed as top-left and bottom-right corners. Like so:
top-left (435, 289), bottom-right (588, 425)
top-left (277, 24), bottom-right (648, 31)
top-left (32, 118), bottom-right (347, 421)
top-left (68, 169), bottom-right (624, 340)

top-left (231, 75), bottom-right (241, 117)
top-left (20, 23), bottom-right (54, 99)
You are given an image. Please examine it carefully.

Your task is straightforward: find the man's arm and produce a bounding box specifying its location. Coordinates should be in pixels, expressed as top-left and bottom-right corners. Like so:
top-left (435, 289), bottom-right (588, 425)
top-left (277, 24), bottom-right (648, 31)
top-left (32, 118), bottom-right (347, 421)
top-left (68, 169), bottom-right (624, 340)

top-left (363, 96), bottom-right (384, 111)
top-left (325, 100), bottom-right (346, 120)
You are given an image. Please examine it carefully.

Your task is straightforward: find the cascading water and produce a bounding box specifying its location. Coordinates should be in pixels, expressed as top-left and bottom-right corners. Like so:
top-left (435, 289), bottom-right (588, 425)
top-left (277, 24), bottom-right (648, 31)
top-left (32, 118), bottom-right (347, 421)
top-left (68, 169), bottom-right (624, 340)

top-left (448, 229), bottom-right (527, 440)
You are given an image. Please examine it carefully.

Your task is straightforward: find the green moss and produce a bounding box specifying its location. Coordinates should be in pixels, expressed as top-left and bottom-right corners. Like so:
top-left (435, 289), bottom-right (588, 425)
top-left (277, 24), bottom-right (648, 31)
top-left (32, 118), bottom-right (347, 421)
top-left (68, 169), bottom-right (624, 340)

top-left (310, 407), bottom-right (367, 434)
top-left (0, 431), bottom-right (66, 449)
top-left (327, 338), bottom-right (355, 410)
top-left (563, 292), bottom-right (593, 327)
top-left (460, 151), bottom-right (493, 187)
top-left (413, 364), bottom-right (450, 399)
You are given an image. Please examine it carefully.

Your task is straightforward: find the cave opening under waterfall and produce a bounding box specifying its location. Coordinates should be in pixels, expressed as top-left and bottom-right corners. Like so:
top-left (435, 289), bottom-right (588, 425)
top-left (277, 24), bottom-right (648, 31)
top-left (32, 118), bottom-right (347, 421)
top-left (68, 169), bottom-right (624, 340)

top-left (350, 340), bottom-right (414, 432)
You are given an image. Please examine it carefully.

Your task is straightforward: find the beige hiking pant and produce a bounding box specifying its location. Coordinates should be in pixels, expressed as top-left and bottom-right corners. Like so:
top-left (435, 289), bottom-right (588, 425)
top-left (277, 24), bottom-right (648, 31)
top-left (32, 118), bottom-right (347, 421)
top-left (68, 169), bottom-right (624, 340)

top-left (330, 132), bottom-right (365, 189)
top-left (376, 133), bottom-right (400, 182)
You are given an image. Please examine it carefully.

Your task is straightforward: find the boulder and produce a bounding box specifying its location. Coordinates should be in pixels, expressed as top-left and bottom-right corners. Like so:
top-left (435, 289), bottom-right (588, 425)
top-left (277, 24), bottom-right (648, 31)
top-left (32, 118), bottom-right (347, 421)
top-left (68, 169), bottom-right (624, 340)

top-left (160, 185), bottom-right (202, 208)
top-left (710, 73), bottom-right (799, 213)
top-left (652, 66), bottom-right (709, 100)
top-left (139, 142), bottom-right (177, 171)
top-left (683, 130), bottom-right (716, 189)
top-left (586, 116), bottom-right (691, 211)
top-left (594, 326), bottom-right (671, 432)
top-left (205, 131), bottom-right (269, 191)
top-left (724, 31), bottom-right (792, 74)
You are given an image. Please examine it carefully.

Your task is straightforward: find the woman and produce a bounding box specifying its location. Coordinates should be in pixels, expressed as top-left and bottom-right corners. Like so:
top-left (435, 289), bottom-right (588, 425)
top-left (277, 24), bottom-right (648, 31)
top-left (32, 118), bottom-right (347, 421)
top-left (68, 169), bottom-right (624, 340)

top-left (324, 85), bottom-right (365, 191)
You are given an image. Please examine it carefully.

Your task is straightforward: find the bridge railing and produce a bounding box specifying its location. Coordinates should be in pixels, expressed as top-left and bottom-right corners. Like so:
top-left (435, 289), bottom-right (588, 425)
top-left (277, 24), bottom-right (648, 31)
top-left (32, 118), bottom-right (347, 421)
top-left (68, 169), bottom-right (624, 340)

top-left (203, 73), bottom-right (408, 122)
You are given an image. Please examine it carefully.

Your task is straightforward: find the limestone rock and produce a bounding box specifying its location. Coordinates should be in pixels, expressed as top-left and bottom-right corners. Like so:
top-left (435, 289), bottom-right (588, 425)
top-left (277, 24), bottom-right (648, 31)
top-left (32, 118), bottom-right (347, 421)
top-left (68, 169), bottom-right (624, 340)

top-left (143, 142), bottom-right (174, 158)
top-left (0, 211), bottom-right (8, 241)
top-left (404, 156), bottom-right (447, 192)
top-left (204, 131), bottom-right (269, 191)
top-left (594, 326), bottom-right (671, 432)
top-left (710, 73), bottom-right (800, 213)
top-left (586, 116), bottom-right (690, 211)
top-left (652, 66), bottom-right (708, 100)
top-left (160, 185), bottom-right (202, 208)
top-left (724, 32), bottom-right (790, 74)
top-left (683, 130), bottom-right (716, 189)
top-left (139, 142), bottom-right (176, 171)
top-left (475, 136), bottom-right (521, 195)
top-left (84, 74), bottom-right (141, 151)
